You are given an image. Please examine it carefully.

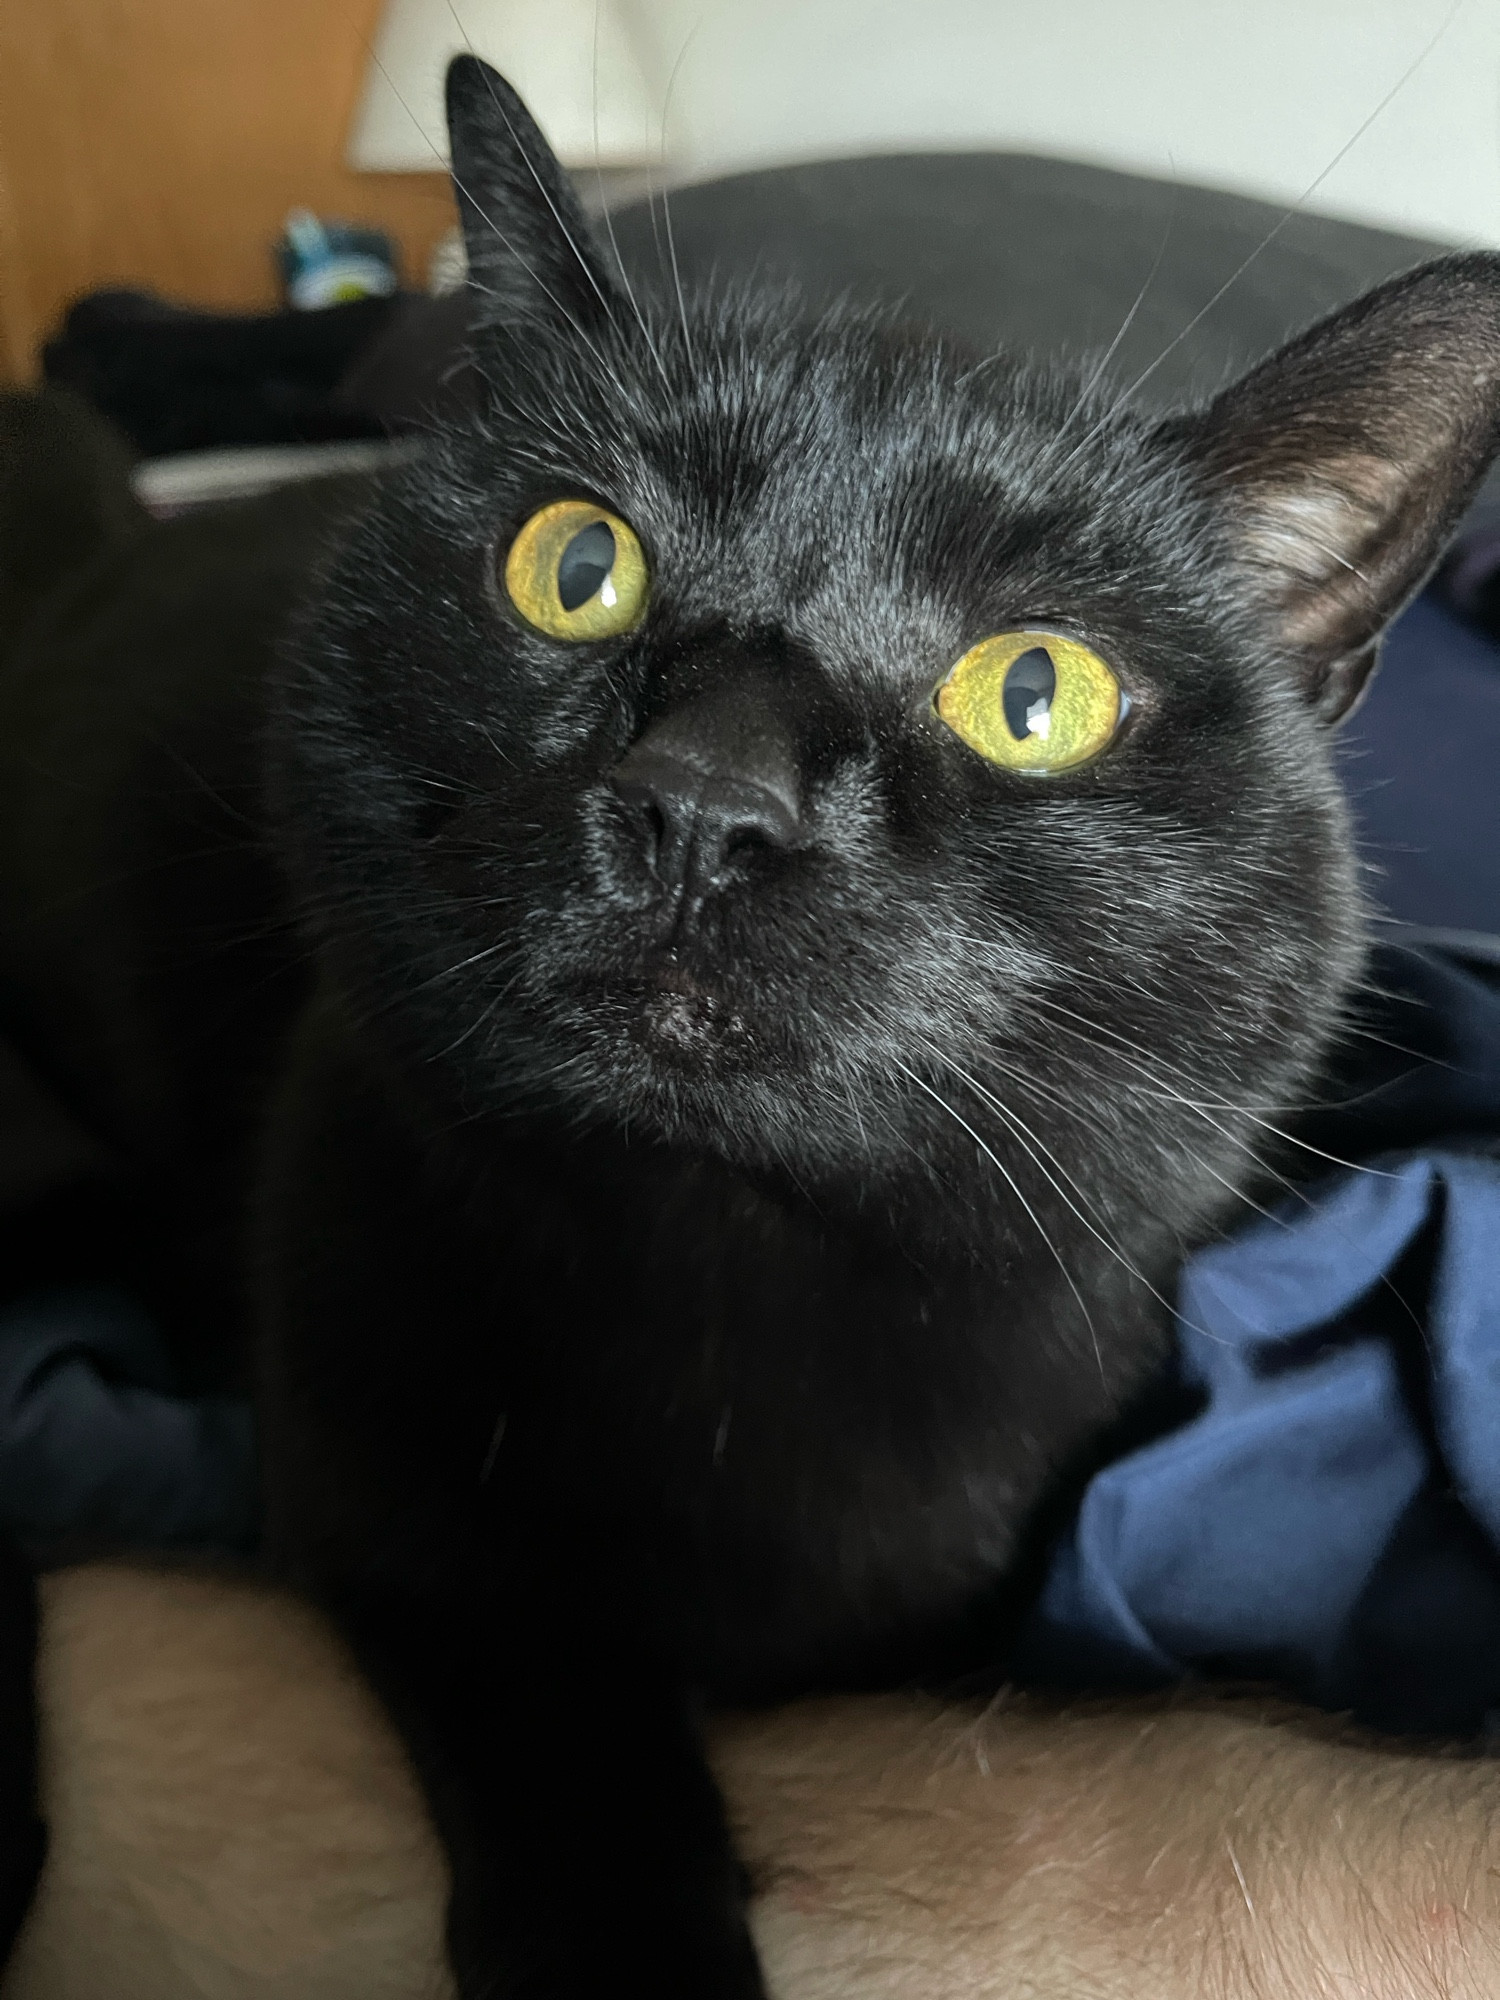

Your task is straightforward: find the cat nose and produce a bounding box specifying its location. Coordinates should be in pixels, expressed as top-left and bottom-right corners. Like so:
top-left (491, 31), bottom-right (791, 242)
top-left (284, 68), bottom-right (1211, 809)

top-left (610, 680), bottom-right (802, 901)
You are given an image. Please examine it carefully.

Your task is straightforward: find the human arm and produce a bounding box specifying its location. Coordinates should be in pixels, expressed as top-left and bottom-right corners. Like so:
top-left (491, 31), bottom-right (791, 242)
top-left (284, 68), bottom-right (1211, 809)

top-left (718, 1689), bottom-right (1500, 2000)
top-left (13, 1564), bottom-right (1500, 2000)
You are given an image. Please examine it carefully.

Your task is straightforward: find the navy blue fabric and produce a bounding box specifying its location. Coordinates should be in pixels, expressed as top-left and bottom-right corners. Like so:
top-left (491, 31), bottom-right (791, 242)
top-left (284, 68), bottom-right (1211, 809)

top-left (1339, 591), bottom-right (1500, 938)
top-left (1, 586), bottom-right (1498, 1733)
top-left (0, 1289), bottom-right (256, 1566)
top-left (1011, 1143), bottom-right (1500, 1732)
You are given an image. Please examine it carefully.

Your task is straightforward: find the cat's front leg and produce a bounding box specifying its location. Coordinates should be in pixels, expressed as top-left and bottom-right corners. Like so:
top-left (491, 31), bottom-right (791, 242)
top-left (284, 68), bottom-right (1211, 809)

top-left (331, 1588), bottom-right (766, 2000)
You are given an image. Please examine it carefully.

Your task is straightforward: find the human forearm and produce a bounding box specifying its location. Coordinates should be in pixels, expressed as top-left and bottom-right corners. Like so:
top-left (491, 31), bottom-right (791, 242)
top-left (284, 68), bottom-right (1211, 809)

top-left (17, 1567), bottom-right (1500, 2000)
top-left (713, 1691), bottom-right (1500, 2000)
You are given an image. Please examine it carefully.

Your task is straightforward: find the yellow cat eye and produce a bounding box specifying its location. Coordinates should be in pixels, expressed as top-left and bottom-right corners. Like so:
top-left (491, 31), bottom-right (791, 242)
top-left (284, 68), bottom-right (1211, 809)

top-left (936, 631), bottom-right (1124, 774)
top-left (503, 499), bottom-right (649, 641)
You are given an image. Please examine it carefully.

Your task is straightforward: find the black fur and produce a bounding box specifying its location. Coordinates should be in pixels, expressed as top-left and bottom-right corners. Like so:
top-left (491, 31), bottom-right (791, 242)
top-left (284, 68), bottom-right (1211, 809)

top-left (5, 55), bottom-right (1500, 1995)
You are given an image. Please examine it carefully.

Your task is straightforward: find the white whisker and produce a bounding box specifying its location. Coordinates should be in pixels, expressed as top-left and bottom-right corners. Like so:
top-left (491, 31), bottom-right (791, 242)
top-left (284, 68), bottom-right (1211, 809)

top-left (893, 1055), bottom-right (1104, 1382)
top-left (656, 24), bottom-right (701, 364)
top-left (1041, 0), bottom-right (1463, 486)
top-left (588, 0), bottom-right (674, 389)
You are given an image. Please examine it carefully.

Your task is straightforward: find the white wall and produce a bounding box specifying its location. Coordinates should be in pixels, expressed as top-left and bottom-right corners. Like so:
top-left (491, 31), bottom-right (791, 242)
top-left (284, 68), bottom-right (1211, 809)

top-left (634, 0), bottom-right (1500, 247)
top-left (357, 0), bottom-right (1500, 247)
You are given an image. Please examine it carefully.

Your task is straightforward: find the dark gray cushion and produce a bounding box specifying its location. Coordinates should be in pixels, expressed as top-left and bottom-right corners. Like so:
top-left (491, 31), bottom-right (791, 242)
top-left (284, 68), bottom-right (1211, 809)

top-left (611, 151), bottom-right (1445, 404)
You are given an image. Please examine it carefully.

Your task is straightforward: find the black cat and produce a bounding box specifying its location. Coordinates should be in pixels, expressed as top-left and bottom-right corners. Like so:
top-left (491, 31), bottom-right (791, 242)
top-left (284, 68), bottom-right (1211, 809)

top-left (4, 54), bottom-right (1500, 1998)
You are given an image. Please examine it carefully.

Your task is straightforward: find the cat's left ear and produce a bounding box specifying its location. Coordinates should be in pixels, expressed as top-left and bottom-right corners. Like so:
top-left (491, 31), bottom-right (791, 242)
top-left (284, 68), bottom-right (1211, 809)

top-left (1171, 254), bottom-right (1500, 721)
top-left (444, 54), bottom-right (622, 335)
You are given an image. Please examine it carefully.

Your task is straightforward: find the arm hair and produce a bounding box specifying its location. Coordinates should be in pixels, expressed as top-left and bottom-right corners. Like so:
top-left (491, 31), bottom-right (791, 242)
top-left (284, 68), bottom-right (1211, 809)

top-left (15, 1564), bottom-right (1500, 1999)
top-left (712, 1690), bottom-right (1500, 2000)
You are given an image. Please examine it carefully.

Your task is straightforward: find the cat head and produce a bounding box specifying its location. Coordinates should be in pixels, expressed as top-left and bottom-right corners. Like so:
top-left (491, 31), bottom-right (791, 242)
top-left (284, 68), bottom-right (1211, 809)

top-left (275, 57), bottom-right (1500, 1255)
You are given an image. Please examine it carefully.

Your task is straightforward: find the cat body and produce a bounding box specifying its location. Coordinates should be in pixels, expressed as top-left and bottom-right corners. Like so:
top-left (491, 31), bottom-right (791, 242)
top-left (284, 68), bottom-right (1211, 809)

top-left (5, 56), bottom-right (1500, 1998)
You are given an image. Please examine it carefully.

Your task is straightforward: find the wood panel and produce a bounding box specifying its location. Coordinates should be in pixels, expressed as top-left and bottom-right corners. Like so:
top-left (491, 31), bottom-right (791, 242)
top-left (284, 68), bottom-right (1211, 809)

top-left (0, 0), bottom-right (455, 380)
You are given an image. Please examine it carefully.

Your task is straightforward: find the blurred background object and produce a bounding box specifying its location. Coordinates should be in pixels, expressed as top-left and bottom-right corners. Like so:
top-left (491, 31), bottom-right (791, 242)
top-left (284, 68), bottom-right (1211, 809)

top-left (0, 1), bottom-right (454, 380)
top-left (3, 2), bottom-right (1499, 383)
top-left (348, 0), bottom-right (659, 207)
top-left (348, 0), bottom-right (1500, 250)
top-left (624, 0), bottom-right (1500, 243)
top-left (276, 210), bottom-right (400, 308)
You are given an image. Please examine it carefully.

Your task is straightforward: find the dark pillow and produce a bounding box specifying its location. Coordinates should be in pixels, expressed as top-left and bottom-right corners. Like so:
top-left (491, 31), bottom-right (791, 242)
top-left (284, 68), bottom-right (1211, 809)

top-left (608, 151), bottom-right (1446, 409)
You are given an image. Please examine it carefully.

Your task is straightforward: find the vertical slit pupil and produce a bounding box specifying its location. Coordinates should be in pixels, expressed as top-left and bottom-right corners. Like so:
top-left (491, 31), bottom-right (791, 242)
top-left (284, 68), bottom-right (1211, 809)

top-left (556, 521), bottom-right (617, 611)
top-left (1002, 646), bottom-right (1057, 739)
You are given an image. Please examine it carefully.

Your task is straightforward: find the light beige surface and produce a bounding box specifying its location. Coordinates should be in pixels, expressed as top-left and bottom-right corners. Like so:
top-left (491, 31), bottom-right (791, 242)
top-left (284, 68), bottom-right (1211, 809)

top-left (8, 1564), bottom-right (1500, 2000)
top-left (3, 1566), bottom-right (452, 2000)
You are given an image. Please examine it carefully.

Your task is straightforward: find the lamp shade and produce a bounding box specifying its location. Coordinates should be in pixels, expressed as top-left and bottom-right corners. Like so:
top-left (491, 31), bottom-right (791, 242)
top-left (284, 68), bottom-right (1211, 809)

top-left (348, 0), bottom-right (661, 172)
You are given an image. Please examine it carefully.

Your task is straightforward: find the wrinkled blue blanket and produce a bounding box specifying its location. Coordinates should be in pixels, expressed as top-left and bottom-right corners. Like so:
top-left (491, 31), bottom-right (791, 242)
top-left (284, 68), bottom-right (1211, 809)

top-left (1013, 1136), bottom-right (1500, 1734)
top-left (3, 586), bottom-right (1499, 1736)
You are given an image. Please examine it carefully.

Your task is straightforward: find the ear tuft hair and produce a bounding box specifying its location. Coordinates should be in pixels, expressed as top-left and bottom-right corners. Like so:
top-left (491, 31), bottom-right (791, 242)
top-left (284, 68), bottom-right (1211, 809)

top-left (1174, 254), bottom-right (1500, 721)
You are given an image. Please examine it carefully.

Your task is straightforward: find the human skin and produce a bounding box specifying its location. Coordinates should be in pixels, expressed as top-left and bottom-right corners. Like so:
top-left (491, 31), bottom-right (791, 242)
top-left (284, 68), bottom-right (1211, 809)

top-left (723, 1693), bottom-right (1500, 2000)
top-left (8, 1564), bottom-right (1498, 2000)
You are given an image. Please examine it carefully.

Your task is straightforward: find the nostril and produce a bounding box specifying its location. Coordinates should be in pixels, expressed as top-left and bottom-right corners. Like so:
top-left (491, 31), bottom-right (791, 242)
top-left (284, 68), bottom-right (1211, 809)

top-left (640, 796), bottom-right (668, 868)
top-left (718, 780), bottom-right (800, 860)
top-left (610, 771), bottom-right (683, 880)
top-left (720, 821), bottom-right (776, 866)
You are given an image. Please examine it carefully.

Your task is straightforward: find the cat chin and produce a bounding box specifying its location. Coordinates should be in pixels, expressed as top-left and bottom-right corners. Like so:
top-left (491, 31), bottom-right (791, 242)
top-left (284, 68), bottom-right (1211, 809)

top-left (486, 990), bottom-right (876, 1175)
top-left (635, 989), bottom-right (749, 1060)
top-left (623, 960), bottom-right (753, 1058)
top-left (555, 1002), bottom-right (796, 1141)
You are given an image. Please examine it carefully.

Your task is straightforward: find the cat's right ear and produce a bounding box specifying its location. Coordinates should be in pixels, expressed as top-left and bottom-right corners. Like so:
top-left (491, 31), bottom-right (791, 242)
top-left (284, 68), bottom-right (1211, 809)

top-left (445, 55), bottom-right (622, 336)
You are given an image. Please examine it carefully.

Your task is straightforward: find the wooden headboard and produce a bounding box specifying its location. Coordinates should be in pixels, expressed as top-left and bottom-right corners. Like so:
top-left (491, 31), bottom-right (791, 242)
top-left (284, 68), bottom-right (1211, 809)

top-left (0, 0), bottom-right (455, 380)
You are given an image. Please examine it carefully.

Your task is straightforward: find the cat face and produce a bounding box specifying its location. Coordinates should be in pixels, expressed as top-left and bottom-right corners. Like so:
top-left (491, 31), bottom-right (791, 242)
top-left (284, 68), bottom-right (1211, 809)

top-left (275, 60), bottom-right (1500, 1252)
